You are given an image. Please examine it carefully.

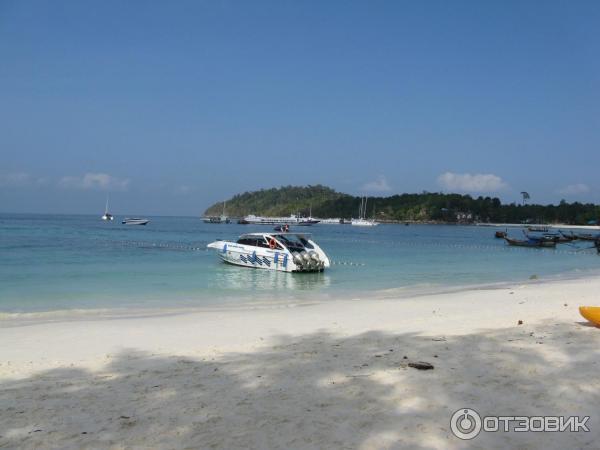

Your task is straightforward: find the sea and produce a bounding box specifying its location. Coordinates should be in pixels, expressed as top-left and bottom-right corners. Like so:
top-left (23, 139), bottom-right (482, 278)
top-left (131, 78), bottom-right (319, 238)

top-left (1, 213), bottom-right (599, 314)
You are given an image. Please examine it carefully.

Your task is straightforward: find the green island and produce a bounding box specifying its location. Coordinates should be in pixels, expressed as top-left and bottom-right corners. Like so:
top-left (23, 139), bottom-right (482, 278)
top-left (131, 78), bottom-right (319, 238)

top-left (204, 185), bottom-right (600, 225)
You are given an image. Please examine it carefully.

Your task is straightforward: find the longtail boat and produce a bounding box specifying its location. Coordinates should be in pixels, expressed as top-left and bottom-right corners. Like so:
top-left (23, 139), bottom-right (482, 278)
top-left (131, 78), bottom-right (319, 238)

top-left (573, 232), bottom-right (600, 241)
top-left (504, 237), bottom-right (556, 248)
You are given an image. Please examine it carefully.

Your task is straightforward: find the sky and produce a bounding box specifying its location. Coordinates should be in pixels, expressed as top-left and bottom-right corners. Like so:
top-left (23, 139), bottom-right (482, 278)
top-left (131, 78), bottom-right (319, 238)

top-left (1, 0), bottom-right (599, 215)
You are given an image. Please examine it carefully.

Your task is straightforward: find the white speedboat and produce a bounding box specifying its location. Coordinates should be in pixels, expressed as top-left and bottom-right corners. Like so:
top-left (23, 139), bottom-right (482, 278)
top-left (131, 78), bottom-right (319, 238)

top-left (207, 232), bottom-right (330, 272)
top-left (122, 218), bottom-right (149, 225)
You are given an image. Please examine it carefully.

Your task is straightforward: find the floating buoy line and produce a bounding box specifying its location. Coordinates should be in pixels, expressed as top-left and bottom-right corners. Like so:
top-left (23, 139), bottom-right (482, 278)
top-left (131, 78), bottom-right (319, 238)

top-left (330, 260), bottom-right (366, 267)
top-left (94, 239), bottom-right (210, 252)
top-left (93, 238), bottom-right (596, 262)
top-left (317, 237), bottom-right (598, 256)
top-left (93, 239), bottom-right (370, 266)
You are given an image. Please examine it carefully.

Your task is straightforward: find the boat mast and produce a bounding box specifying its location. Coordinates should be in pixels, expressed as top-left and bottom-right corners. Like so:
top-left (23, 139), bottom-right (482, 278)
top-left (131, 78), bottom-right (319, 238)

top-left (105, 194), bottom-right (109, 214)
top-left (358, 197), bottom-right (363, 219)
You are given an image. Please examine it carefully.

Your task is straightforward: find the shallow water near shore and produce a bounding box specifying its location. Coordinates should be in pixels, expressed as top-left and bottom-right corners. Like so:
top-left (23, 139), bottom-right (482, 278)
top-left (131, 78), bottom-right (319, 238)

top-left (1, 213), bottom-right (599, 313)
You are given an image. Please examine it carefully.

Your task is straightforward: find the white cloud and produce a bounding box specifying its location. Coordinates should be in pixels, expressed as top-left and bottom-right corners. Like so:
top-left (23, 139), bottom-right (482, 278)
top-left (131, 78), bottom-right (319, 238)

top-left (59, 173), bottom-right (130, 191)
top-left (0, 172), bottom-right (47, 188)
top-left (557, 183), bottom-right (590, 196)
top-left (437, 172), bottom-right (508, 193)
top-left (361, 175), bottom-right (391, 193)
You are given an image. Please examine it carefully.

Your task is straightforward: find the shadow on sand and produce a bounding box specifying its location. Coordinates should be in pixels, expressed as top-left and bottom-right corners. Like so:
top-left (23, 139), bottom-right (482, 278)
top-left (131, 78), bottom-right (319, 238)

top-left (1, 322), bottom-right (599, 449)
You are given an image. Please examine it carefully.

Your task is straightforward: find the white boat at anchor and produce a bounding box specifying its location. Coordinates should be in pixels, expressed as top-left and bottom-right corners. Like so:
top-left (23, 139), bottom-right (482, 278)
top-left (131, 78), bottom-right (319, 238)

top-left (101, 195), bottom-right (114, 221)
top-left (318, 218), bottom-right (344, 224)
top-left (207, 232), bottom-right (330, 272)
top-left (351, 218), bottom-right (378, 227)
top-left (351, 197), bottom-right (378, 227)
top-left (122, 218), bottom-right (149, 225)
top-left (203, 201), bottom-right (231, 224)
top-left (241, 214), bottom-right (320, 226)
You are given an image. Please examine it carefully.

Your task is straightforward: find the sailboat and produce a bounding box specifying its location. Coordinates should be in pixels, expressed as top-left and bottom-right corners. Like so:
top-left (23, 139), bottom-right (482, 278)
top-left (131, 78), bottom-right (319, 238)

top-left (101, 195), bottom-right (114, 221)
top-left (351, 197), bottom-right (378, 226)
top-left (203, 201), bottom-right (231, 224)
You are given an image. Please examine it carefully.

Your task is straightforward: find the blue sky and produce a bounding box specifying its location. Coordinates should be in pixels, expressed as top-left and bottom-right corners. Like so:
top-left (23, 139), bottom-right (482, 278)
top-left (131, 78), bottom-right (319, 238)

top-left (1, 0), bottom-right (599, 215)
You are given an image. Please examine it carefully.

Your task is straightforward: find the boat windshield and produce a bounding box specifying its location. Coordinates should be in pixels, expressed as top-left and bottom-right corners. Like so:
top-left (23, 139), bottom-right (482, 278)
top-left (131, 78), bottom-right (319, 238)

top-left (237, 236), bottom-right (270, 248)
top-left (275, 234), bottom-right (314, 251)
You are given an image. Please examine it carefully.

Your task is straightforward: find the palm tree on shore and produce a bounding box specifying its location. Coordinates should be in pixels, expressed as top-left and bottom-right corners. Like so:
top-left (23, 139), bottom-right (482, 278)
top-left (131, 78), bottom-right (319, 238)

top-left (520, 191), bottom-right (530, 206)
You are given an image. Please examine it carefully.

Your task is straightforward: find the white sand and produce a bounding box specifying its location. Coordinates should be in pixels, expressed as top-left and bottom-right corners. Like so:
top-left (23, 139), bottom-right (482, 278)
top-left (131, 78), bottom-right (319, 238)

top-left (1, 277), bottom-right (600, 449)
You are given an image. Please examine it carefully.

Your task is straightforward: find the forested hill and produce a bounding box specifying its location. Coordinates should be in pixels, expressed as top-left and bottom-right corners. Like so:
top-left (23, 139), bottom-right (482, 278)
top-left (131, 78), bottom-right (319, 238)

top-left (205, 185), bottom-right (350, 217)
top-left (204, 185), bottom-right (600, 225)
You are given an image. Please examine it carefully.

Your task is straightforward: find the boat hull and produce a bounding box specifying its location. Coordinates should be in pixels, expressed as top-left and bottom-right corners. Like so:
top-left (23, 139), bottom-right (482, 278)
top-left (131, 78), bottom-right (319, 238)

top-left (122, 219), bottom-right (149, 225)
top-left (504, 237), bottom-right (556, 248)
top-left (351, 219), bottom-right (378, 226)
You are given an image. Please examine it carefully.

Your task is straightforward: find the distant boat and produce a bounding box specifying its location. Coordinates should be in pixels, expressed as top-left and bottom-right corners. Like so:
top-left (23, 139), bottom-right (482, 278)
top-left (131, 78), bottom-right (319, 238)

top-left (523, 231), bottom-right (573, 244)
top-left (495, 230), bottom-right (507, 238)
top-left (571, 232), bottom-right (600, 241)
top-left (558, 230), bottom-right (578, 241)
top-left (527, 226), bottom-right (549, 232)
top-left (242, 214), bottom-right (320, 226)
top-left (504, 236), bottom-right (556, 248)
top-left (352, 197), bottom-right (378, 227)
top-left (101, 195), bottom-right (113, 221)
top-left (203, 216), bottom-right (231, 224)
top-left (203, 201), bottom-right (231, 224)
top-left (122, 218), bottom-right (149, 225)
top-left (351, 218), bottom-right (378, 227)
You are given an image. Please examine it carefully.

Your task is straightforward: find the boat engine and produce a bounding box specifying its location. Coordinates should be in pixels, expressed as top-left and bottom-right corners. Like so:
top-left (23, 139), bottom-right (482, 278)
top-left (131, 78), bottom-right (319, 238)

top-left (291, 250), bottom-right (323, 271)
top-left (292, 252), bottom-right (304, 267)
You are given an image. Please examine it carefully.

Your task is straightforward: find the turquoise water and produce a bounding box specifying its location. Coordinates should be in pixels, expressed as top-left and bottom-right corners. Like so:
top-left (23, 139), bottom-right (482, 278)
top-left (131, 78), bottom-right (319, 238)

top-left (1, 214), bottom-right (599, 313)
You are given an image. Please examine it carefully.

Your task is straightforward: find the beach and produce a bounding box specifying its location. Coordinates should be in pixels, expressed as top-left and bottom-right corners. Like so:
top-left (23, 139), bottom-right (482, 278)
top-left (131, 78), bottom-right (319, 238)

top-left (1, 276), bottom-right (599, 449)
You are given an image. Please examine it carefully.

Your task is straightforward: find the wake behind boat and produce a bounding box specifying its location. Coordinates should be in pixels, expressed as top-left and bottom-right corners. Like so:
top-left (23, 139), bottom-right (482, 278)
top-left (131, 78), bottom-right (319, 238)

top-left (207, 232), bottom-right (330, 272)
top-left (122, 218), bottom-right (149, 225)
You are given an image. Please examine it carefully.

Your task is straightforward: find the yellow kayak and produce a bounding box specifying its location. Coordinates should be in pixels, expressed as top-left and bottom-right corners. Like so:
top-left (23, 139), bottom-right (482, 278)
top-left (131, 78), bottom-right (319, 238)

top-left (579, 306), bottom-right (600, 326)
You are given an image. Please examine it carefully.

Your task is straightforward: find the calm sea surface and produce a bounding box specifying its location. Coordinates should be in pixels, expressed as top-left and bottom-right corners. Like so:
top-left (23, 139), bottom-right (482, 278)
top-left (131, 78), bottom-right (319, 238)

top-left (1, 214), bottom-right (598, 313)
